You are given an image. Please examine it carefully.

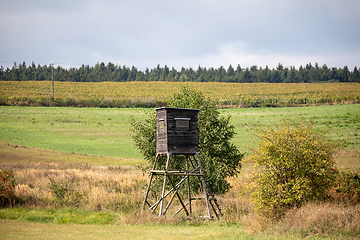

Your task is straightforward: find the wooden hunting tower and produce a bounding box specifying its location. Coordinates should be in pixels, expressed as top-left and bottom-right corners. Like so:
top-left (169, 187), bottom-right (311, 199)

top-left (142, 107), bottom-right (222, 219)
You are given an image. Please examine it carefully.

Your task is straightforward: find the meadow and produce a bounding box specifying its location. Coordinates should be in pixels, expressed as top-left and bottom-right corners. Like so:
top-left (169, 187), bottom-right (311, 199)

top-left (0, 104), bottom-right (359, 164)
top-left (1, 80), bottom-right (360, 239)
top-left (1, 81), bottom-right (359, 107)
top-left (0, 104), bottom-right (360, 239)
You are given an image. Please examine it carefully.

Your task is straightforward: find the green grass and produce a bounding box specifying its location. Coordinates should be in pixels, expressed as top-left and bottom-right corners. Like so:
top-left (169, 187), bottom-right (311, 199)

top-left (221, 104), bottom-right (360, 154)
top-left (0, 208), bottom-right (116, 225)
top-left (0, 217), bottom-right (354, 240)
top-left (0, 219), bottom-right (321, 240)
top-left (0, 220), bottom-right (258, 240)
top-left (0, 105), bottom-right (359, 165)
top-left (0, 106), bottom-right (150, 160)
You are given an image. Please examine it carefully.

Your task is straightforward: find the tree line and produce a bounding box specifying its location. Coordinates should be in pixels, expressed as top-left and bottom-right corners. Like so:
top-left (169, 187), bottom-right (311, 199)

top-left (1, 61), bottom-right (359, 83)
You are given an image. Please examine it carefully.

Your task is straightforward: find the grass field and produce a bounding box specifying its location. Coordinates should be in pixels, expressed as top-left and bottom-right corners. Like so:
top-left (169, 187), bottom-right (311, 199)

top-left (0, 220), bottom-right (298, 240)
top-left (1, 81), bottom-right (359, 107)
top-left (0, 104), bottom-right (359, 166)
top-left (1, 204), bottom-right (359, 239)
top-left (221, 104), bottom-right (360, 168)
top-left (0, 104), bottom-right (360, 239)
top-left (2, 217), bottom-right (358, 240)
top-left (0, 106), bottom-right (148, 161)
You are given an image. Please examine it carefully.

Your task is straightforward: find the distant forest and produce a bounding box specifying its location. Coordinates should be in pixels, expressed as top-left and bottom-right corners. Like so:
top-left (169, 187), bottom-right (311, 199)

top-left (1, 61), bottom-right (359, 83)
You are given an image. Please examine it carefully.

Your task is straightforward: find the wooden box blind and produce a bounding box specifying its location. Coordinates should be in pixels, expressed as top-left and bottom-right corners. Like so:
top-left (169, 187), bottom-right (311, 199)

top-left (156, 107), bottom-right (200, 154)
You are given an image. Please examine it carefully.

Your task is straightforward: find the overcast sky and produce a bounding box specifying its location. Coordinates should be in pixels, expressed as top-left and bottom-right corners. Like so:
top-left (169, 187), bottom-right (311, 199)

top-left (1, 0), bottom-right (359, 70)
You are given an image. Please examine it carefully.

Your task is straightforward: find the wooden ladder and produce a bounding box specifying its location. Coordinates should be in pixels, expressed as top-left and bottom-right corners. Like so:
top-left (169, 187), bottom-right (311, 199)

top-left (205, 182), bottom-right (223, 220)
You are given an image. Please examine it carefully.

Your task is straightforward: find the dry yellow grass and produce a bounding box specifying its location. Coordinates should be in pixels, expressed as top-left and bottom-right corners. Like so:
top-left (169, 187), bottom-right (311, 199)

top-left (6, 162), bottom-right (146, 211)
top-left (1, 81), bottom-right (359, 105)
top-left (2, 159), bottom-right (360, 238)
top-left (1, 135), bottom-right (360, 236)
top-left (276, 202), bottom-right (360, 237)
top-left (4, 162), bottom-right (217, 223)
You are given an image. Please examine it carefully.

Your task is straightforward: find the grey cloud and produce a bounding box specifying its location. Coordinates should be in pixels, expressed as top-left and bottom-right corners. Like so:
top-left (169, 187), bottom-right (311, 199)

top-left (0, 0), bottom-right (359, 70)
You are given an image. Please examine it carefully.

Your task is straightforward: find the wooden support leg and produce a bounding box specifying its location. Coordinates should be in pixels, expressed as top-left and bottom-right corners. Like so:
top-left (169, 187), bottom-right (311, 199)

top-left (195, 152), bottom-right (213, 220)
top-left (186, 155), bottom-right (192, 215)
top-left (142, 153), bottom-right (160, 210)
top-left (159, 152), bottom-right (171, 216)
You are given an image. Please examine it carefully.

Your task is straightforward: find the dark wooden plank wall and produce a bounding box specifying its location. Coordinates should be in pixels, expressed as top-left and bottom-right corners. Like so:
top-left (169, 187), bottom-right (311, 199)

top-left (156, 108), bottom-right (199, 154)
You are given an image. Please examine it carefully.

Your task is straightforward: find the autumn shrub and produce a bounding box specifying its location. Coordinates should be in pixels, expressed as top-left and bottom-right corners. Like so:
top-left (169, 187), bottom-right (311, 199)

top-left (0, 169), bottom-right (16, 207)
top-left (329, 169), bottom-right (360, 206)
top-left (248, 121), bottom-right (337, 219)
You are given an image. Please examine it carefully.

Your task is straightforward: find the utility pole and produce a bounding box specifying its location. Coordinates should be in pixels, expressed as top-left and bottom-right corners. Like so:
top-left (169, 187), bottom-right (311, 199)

top-left (51, 63), bottom-right (54, 100)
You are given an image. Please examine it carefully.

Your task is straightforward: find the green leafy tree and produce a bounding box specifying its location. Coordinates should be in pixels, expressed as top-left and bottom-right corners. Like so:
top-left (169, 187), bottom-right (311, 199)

top-left (248, 121), bottom-right (336, 218)
top-left (131, 86), bottom-right (244, 194)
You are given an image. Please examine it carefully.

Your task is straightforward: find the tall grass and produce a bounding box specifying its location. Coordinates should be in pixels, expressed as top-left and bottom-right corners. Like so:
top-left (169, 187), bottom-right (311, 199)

top-left (0, 162), bottom-right (218, 224)
top-left (0, 160), bottom-right (359, 238)
top-left (275, 202), bottom-right (360, 238)
top-left (6, 162), bottom-right (146, 213)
